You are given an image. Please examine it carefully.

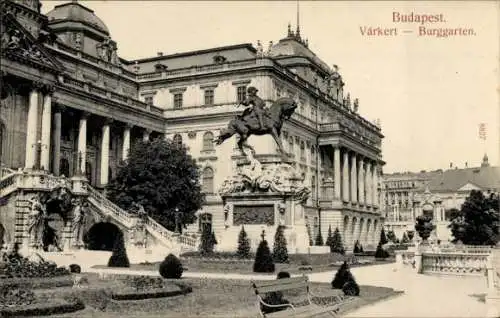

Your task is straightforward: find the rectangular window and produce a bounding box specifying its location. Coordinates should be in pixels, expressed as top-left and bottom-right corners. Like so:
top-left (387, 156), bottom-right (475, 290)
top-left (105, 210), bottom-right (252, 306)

top-left (145, 96), bottom-right (153, 106)
top-left (204, 89), bottom-right (214, 105)
top-left (237, 86), bottom-right (246, 102)
top-left (173, 93), bottom-right (183, 109)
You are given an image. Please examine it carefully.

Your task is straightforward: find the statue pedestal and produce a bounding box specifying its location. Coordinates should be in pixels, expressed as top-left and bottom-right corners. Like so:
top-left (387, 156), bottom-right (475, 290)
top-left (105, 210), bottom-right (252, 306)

top-left (219, 151), bottom-right (310, 253)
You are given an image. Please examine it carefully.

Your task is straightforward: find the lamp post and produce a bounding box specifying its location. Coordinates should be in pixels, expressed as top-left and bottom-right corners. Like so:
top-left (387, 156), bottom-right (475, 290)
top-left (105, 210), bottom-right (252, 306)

top-left (174, 207), bottom-right (182, 234)
top-left (32, 140), bottom-right (47, 170)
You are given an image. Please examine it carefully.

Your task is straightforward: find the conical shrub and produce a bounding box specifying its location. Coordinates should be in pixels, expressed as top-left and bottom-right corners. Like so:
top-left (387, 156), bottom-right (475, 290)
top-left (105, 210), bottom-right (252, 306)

top-left (107, 232), bottom-right (130, 268)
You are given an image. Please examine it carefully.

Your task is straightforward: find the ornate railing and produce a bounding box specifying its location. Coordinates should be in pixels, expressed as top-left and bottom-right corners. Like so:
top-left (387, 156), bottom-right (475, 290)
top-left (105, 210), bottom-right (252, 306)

top-left (85, 185), bottom-right (198, 249)
top-left (0, 171), bottom-right (69, 198)
top-left (421, 252), bottom-right (488, 276)
top-left (86, 186), bottom-right (136, 228)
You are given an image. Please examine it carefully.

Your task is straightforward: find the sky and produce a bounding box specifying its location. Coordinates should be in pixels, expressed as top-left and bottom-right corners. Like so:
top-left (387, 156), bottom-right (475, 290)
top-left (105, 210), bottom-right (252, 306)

top-left (40, 1), bottom-right (499, 173)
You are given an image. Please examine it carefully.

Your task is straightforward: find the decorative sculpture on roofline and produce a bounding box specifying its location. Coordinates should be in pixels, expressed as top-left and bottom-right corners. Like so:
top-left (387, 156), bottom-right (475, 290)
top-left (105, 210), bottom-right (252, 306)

top-left (214, 86), bottom-right (297, 161)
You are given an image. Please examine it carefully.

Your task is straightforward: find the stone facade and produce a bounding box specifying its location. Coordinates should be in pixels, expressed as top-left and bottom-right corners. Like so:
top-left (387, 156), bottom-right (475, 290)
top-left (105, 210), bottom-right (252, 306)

top-left (382, 155), bottom-right (500, 242)
top-left (0, 0), bottom-right (384, 253)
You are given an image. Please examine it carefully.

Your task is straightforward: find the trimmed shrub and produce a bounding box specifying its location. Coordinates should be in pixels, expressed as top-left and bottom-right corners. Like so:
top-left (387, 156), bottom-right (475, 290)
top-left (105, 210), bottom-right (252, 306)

top-left (375, 243), bottom-right (389, 259)
top-left (69, 264), bottom-right (81, 274)
top-left (236, 226), bottom-right (251, 259)
top-left (261, 271), bottom-right (292, 314)
top-left (253, 240), bottom-right (275, 273)
top-left (107, 233), bottom-right (130, 268)
top-left (331, 261), bottom-right (352, 289)
top-left (326, 227), bottom-right (345, 255)
top-left (386, 230), bottom-right (397, 243)
top-left (315, 231), bottom-right (324, 246)
top-left (379, 228), bottom-right (388, 245)
top-left (353, 240), bottom-right (361, 253)
top-left (277, 271), bottom-right (291, 279)
top-left (199, 226), bottom-right (217, 256)
top-left (342, 279), bottom-right (360, 296)
top-left (159, 254), bottom-right (183, 279)
top-left (272, 225), bottom-right (289, 263)
top-left (331, 261), bottom-right (360, 296)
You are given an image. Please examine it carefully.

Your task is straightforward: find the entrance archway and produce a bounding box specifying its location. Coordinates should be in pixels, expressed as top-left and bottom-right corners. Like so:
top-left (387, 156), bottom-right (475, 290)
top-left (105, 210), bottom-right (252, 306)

top-left (83, 222), bottom-right (123, 251)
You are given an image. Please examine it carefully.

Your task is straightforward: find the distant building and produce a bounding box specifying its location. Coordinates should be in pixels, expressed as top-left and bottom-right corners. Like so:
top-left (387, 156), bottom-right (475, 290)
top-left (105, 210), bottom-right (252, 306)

top-left (382, 154), bottom-right (500, 242)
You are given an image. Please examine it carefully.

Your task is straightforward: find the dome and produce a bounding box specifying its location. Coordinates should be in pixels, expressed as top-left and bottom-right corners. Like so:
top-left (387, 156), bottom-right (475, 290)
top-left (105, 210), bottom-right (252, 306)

top-left (46, 1), bottom-right (109, 35)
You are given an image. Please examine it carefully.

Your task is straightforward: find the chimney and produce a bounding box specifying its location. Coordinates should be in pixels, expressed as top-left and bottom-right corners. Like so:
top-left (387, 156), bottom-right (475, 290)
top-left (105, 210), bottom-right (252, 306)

top-left (449, 162), bottom-right (453, 168)
top-left (465, 162), bottom-right (468, 168)
top-left (157, 52), bottom-right (163, 57)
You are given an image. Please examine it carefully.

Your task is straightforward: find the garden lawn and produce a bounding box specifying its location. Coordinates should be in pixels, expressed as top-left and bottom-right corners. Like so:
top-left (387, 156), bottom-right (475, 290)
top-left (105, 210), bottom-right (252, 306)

top-left (93, 253), bottom-right (394, 275)
top-left (49, 276), bottom-right (401, 318)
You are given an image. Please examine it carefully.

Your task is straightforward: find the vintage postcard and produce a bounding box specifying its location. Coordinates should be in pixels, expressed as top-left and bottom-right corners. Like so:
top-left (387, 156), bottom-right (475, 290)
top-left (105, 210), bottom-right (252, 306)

top-left (0, 0), bottom-right (499, 317)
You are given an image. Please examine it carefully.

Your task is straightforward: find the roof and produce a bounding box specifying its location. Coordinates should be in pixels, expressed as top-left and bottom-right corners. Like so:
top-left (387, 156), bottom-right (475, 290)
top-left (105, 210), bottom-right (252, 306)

top-left (268, 37), bottom-right (332, 75)
top-left (428, 166), bottom-right (500, 192)
top-left (127, 43), bottom-right (257, 73)
top-left (46, 1), bottom-right (109, 35)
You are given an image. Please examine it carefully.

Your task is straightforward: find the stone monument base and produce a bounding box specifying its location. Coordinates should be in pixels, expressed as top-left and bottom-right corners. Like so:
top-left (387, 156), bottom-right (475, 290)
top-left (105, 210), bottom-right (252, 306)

top-left (219, 151), bottom-right (311, 253)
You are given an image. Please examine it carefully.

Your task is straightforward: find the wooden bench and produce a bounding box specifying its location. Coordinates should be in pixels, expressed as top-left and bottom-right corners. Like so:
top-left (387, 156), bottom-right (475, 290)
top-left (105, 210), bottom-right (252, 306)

top-left (251, 275), bottom-right (353, 318)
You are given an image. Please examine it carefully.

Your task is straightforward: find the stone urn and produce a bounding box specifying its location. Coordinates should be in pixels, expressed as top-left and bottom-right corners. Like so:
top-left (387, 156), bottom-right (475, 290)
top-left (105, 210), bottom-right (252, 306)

top-left (415, 214), bottom-right (434, 242)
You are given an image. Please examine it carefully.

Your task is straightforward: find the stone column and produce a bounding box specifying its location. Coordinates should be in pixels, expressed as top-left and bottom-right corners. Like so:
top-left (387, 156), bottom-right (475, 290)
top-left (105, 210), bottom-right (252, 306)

top-left (350, 152), bottom-right (358, 204)
top-left (100, 119), bottom-right (112, 186)
top-left (40, 87), bottom-right (54, 171)
top-left (366, 162), bottom-right (372, 206)
top-left (372, 164), bottom-right (379, 207)
top-left (334, 147), bottom-right (341, 199)
top-left (122, 124), bottom-right (132, 161)
top-left (52, 105), bottom-right (63, 176)
top-left (358, 157), bottom-right (365, 205)
top-left (342, 150), bottom-right (349, 202)
top-left (77, 112), bottom-right (89, 174)
top-left (143, 129), bottom-right (151, 142)
top-left (25, 82), bottom-right (42, 169)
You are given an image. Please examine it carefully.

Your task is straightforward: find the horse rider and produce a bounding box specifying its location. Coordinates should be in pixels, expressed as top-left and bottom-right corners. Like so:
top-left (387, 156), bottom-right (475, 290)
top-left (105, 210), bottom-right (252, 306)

top-left (238, 86), bottom-right (265, 129)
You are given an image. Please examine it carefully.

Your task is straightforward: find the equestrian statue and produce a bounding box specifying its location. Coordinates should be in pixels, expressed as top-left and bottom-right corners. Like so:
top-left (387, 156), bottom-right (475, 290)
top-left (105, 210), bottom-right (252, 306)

top-left (214, 86), bottom-right (297, 159)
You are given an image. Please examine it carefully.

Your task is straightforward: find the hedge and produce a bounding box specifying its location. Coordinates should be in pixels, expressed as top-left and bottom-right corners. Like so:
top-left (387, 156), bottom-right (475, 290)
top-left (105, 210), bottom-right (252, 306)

top-left (111, 284), bottom-right (192, 301)
top-left (0, 299), bottom-right (84, 317)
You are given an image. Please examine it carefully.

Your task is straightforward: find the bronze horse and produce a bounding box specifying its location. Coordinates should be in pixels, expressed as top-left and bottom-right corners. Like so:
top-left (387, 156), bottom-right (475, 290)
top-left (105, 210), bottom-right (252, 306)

top-left (214, 97), bottom-right (297, 158)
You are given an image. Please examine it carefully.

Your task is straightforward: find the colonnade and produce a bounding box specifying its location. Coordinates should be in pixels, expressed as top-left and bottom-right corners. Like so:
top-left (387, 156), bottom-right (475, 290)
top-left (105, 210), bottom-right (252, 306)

top-left (23, 83), bottom-right (157, 187)
top-left (330, 146), bottom-right (380, 207)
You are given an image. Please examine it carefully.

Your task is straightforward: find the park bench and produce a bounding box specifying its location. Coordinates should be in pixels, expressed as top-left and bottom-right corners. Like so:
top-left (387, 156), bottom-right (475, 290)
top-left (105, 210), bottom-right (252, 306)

top-left (251, 275), bottom-right (354, 317)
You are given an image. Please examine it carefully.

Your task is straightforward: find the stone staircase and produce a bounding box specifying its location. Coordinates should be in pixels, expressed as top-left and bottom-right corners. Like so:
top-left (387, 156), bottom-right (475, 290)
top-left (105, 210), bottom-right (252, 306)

top-left (0, 170), bottom-right (199, 254)
top-left (86, 185), bottom-right (199, 253)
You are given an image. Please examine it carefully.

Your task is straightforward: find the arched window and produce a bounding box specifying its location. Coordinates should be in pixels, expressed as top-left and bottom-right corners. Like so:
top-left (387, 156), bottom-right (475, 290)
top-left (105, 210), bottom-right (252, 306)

top-left (203, 131), bottom-right (214, 151)
top-left (173, 134), bottom-right (182, 145)
top-left (310, 145), bottom-right (316, 162)
top-left (202, 167), bottom-right (214, 193)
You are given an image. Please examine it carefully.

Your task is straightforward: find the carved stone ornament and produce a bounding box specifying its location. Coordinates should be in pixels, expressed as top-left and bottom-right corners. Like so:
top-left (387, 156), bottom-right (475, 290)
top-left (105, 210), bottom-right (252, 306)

top-left (219, 159), bottom-right (311, 203)
top-left (187, 131), bottom-right (197, 139)
top-left (1, 15), bottom-right (57, 70)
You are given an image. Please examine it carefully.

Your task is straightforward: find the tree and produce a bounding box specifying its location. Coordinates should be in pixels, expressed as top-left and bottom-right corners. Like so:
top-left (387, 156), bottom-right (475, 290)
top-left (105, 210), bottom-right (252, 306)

top-left (315, 231), bottom-right (324, 246)
top-left (254, 232), bottom-right (275, 273)
top-left (379, 228), bottom-right (388, 245)
top-left (237, 226), bottom-right (251, 259)
top-left (107, 232), bottom-right (130, 268)
top-left (401, 232), bottom-right (410, 244)
top-left (327, 227), bottom-right (345, 255)
top-left (106, 138), bottom-right (204, 231)
top-left (386, 230), bottom-right (397, 243)
top-left (448, 190), bottom-right (499, 245)
top-left (199, 226), bottom-right (216, 255)
top-left (272, 225), bottom-right (289, 263)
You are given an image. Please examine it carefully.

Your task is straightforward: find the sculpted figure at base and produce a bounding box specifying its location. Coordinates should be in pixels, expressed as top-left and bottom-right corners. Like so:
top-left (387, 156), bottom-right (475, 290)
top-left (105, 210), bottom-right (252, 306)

top-left (71, 198), bottom-right (86, 247)
top-left (214, 93), bottom-right (297, 160)
top-left (27, 193), bottom-right (47, 248)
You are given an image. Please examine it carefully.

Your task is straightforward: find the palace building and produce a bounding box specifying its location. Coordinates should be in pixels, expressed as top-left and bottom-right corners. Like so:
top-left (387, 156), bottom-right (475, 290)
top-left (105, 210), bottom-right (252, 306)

top-left (0, 0), bottom-right (384, 254)
top-left (382, 154), bottom-right (500, 242)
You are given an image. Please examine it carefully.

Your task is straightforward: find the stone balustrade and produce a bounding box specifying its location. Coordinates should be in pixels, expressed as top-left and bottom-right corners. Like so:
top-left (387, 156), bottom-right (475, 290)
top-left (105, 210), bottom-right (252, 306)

top-left (421, 252), bottom-right (489, 276)
top-left (395, 244), bottom-right (492, 276)
top-left (0, 171), bottom-right (70, 197)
